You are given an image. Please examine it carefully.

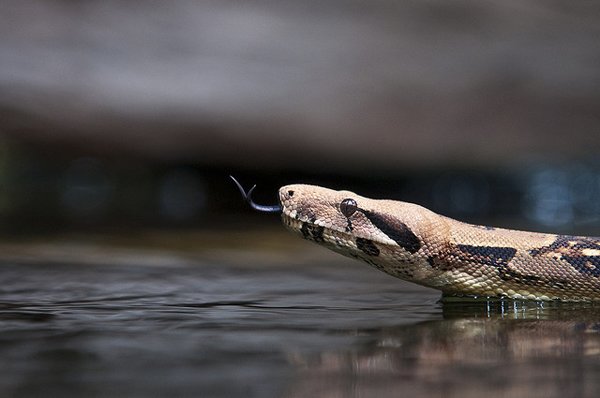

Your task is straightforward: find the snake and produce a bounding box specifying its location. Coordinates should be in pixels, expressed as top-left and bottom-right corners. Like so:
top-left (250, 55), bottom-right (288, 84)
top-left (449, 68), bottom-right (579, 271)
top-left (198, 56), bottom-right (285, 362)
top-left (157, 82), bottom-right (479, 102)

top-left (231, 177), bottom-right (600, 301)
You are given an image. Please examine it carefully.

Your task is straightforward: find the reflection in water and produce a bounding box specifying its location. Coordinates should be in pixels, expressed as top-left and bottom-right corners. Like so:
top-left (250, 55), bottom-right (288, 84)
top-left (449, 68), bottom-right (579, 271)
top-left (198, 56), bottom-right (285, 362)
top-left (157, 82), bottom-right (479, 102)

top-left (286, 300), bottom-right (600, 398)
top-left (0, 261), bottom-right (599, 397)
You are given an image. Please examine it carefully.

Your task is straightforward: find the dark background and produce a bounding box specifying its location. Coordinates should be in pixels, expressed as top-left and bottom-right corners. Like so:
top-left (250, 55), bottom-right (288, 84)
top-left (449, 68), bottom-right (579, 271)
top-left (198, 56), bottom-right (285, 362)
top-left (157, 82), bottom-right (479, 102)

top-left (1, 0), bottom-right (600, 235)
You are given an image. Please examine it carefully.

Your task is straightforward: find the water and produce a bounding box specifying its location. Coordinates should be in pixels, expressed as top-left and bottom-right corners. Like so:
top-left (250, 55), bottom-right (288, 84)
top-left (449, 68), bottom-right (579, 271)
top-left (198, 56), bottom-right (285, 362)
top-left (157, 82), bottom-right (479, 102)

top-left (1, 255), bottom-right (600, 397)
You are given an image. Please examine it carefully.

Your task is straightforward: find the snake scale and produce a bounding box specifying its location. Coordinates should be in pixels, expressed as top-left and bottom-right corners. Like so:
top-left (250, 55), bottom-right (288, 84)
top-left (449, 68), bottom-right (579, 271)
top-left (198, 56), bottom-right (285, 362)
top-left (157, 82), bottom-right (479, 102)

top-left (232, 177), bottom-right (600, 301)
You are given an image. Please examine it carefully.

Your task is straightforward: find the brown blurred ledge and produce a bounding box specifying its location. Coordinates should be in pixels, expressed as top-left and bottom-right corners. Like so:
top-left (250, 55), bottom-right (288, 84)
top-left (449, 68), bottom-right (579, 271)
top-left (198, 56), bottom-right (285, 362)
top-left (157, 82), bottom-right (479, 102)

top-left (1, 0), bottom-right (599, 171)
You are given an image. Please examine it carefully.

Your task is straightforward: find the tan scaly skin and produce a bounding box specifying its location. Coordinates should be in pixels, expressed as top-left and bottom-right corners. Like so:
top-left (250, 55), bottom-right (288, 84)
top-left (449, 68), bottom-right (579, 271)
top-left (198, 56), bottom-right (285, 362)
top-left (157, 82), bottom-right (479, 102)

top-left (230, 177), bottom-right (600, 301)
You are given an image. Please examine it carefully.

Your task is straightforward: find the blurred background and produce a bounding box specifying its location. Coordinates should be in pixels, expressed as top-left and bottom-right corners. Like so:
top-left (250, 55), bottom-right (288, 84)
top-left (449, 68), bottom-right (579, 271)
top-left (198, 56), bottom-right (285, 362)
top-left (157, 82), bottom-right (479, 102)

top-left (1, 0), bottom-right (600, 238)
top-left (2, 2), bottom-right (600, 398)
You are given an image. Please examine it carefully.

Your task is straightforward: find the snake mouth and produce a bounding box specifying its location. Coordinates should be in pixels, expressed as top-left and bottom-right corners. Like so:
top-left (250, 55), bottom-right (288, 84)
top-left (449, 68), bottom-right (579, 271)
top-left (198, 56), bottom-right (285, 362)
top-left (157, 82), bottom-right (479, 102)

top-left (280, 213), bottom-right (331, 246)
top-left (280, 209), bottom-right (350, 243)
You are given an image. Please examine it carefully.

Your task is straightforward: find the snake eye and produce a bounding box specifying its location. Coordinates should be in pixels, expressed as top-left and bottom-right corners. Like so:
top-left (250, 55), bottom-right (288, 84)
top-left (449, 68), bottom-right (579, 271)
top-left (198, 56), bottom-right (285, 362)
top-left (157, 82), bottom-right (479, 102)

top-left (340, 198), bottom-right (358, 218)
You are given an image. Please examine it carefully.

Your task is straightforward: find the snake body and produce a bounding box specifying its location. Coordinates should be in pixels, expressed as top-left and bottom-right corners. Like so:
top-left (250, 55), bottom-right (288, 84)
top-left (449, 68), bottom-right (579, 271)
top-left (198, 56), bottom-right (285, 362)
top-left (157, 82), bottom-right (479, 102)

top-left (277, 184), bottom-right (600, 301)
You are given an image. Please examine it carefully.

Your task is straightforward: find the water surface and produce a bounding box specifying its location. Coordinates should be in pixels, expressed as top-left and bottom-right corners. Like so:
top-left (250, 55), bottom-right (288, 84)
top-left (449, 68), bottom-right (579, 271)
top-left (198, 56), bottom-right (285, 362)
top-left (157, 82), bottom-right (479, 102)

top-left (0, 253), bottom-right (599, 397)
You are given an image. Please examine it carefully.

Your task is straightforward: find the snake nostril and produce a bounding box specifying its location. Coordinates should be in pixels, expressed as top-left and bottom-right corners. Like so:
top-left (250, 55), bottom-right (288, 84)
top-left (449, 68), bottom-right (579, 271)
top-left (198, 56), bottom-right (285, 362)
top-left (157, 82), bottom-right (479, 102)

top-left (288, 190), bottom-right (295, 197)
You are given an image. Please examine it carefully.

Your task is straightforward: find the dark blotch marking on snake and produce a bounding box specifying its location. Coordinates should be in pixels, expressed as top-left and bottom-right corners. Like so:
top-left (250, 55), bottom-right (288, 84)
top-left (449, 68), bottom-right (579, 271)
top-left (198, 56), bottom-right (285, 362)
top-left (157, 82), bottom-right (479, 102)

top-left (456, 245), bottom-right (517, 267)
top-left (360, 210), bottom-right (421, 253)
top-left (301, 222), bottom-right (325, 243)
top-left (345, 218), bottom-right (354, 233)
top-left (454, 244), bottom-right (542, 284)
top-left (562, 256), bottom-right (600, 277)
top-left (356, 238), bottom-right (380, 256)
top-left (530, 235), bottom-right (600, 278)
top-left (529, 235), bottom-right (600, 256)
top-left (498, 266), bottom-right (543, 285)
top-left (457, 244), bottom-right (571, 288)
